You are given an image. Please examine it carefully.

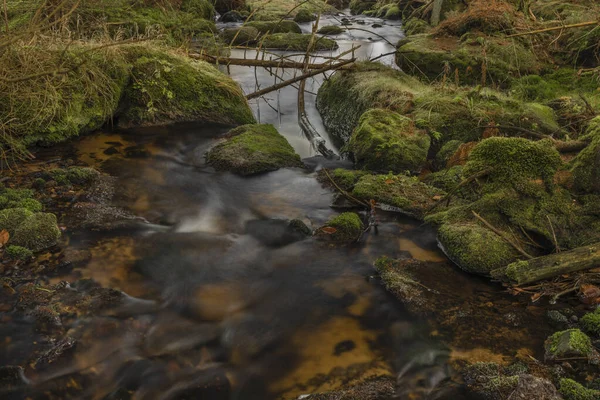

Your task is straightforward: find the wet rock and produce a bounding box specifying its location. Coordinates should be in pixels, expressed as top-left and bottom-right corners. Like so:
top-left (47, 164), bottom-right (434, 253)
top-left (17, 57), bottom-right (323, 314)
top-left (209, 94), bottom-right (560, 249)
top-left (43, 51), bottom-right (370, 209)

top-left (371, 23), bottom-right (382, 28)
top-left (221, 26), bottom-right (260, 46)
top-left (347, 108), bottom-right (430, 173)
top-left (67, 202), bottom-right (140, 231)
top-left (263, 33), bottom-right (338, 51)
top-left (0, 366), bottom-right (25, 389)
top-left (317, 25), bottom-right (344, 35)
top-left (246, 20), bottom-right (302, 34)
top-left (30, 305), bottom-right (63, 333)
top-left (206, 124), bottom-right (303, 175)
top-left (293, 9), bottom-right (316, 23)
top-left (245, 218), bottom-right (311, 247)
top-left (333, 340), bottom-right (355, 356)
top-left (547, 310), bottom-right (570, 330)
top-left (34, 336), bottom-right (76, 370)
top-left (59, 248), bottom-right (92, 268)
top-left (316, 212), bottom-right (364, 244)
top-left (544, 329), bottom-right (594, 361)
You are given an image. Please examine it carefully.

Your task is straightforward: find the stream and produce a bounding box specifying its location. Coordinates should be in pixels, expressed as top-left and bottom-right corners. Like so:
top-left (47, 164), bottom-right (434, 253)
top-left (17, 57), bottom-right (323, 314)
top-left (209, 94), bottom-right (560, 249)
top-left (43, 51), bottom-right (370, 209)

top-left (1, 11), bottom-right (555, 400)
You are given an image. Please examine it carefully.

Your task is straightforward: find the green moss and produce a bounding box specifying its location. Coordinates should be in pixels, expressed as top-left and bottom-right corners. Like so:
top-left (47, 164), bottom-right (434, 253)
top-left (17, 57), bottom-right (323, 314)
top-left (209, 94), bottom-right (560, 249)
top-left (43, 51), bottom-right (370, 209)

top-left (293, 9), bottom-right (316, 23)
top-left (434, 139), bottom-right (462, 169)
top-left (348, 109), bottom-right (430, 173)
top-left (222, 26), bottom-right (260, 45)
top-left (423, 165), bottom-right (464, 192)
top-left (559, 378), bottom-right (600, 400)
top-left (262, 33), bottom-right (338, 51)
top-left (5, 245), bottom-right (33, 261)
top-left (16, 199), bottom-right (42, 213)
top-left (403, 18), bottom-right (430, 35)
top-left (464, 137), bottom-right (562, 193)
top-left (11, 212), bottom-right (61, 252)
top-left (383, 5), bottom-right (401, 20)
top-left (207, 124), bottom-right (303, 175)
top-left (120, 46), bottom-right (255, 127)
top-left (49, 167), bottom-right (99, 186)
top-left (352, 173), bottom-right (444, 219)
top-left (246, 20), bottom-right (302, 34)
top-left (319, 212), bottom-right (364, 243)
top-left (580, 309), bottom-right (600, 336)
top-left (326, 168), bottom-right (367, 190)
top-left (0, 188), bottom-right (39, 211)
top-left (545, 329), bottom-right (593, 359)
top-left (0, 208), bottom-right (34, 235)
top-left (571, 132), bottom-right (600, 194)
top-left (349, 0), bottom-right (376, 14)
top-left (318, 25), bottom-right (344, 35)
top-left (438, 222), bottom-right (519, 275)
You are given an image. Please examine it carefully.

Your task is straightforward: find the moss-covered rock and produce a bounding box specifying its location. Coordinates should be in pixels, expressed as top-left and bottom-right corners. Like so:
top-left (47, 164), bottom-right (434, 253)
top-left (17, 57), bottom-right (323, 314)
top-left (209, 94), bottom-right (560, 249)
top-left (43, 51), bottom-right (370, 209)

top-left (319, 168), bottom-right (367, 191)
top-left (207, 124), bottom-right (303, 175)
top-left (544, 329), bottom-right (593, 361)
top-left (403, 18), bottom-right (430, 35)
top-left (213, 0), bottom-right (246, 14)
top-left (318, 25), bottom-right (344, 35)
top-left (5, 245), bottom-right (33, 261)
top-left (349, 0), bottom-right (376, 15)
top-left (48, 166), bottom-right (100, 186)
top-left (571, 124), bottom-right (600, 194)
top-left (0, 208), bottom-right (33, 235)
top-left (559, 378), bottom-right (600, 400)
top-left (317, 212), bottom-right (364, 243)
top-left (580, 309), bottom-right (600, 336)
top-left (120, 46), bottom-right (255, 127)
top-left (396, 35), bottom-right (544, 87)
top-left (434, 139), bottom-right (462, 169)
top-left (11, 213), bottom-right (61, 252)
top-left (347, 109), bottom-right (430, 173)
top-left (222, 26), bottom-right (260, 45)
top-left (246, 20), bottom-right (302, 34)
top-left (262, 33), bottom-right (338, 51)
top-left (422, 165), bottom-right (464, 192)
top-left (464, 137), bottom-right (562, 194)
top-left (293, 9), bottom-right (316, 23)
top-left (438, 222), bottom-right (520, 275)
top-left (0, 187), bottom-right (42, 212)
top-left (352, 173), bottom-right (444, 219)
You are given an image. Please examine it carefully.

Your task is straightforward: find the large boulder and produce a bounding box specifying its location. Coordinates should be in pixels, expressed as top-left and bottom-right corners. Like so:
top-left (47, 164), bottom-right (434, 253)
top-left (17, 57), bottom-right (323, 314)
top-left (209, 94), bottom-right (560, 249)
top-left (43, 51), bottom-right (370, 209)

top-left (206, 124), bottom-right (303, 175)
top-left (316, 212), bottom-right (364, 243)
top-left (347, 108), bottom-right (430, 173)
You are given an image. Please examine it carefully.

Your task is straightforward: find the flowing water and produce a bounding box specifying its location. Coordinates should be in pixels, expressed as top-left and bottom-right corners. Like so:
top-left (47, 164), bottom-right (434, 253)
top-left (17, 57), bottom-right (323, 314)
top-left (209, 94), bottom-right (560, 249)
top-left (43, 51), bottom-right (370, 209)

top-left (1, 11), bottom-right (554, 400)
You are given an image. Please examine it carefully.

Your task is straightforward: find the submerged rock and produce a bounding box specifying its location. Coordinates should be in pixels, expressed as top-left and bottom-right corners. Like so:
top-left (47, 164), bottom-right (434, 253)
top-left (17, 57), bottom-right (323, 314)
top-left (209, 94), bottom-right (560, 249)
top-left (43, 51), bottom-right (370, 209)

top-left (218, 10), bottom-right (244, 22)
top-left (206, 124), bottom-right (303, 175)
top-left (245, 218), bottom-right (311, 247)
top-left (316, 212), bottom-right (364, 243)
top-left (348, 108), bottom-right (430, 173)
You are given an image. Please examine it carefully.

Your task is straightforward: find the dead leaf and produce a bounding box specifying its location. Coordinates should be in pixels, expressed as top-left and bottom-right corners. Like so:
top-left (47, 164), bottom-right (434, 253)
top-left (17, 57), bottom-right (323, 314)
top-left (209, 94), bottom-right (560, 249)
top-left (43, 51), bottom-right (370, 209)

top-left (0, 230), bottom-right (9, 247)
top-left (320, 227), bottom-right (337, 234)
top-left (432, 195), bottom-right (442, 201)
top-left (531, 292), bottom-right (542, 303)
top-left (579, 284), bottom-right (600, 304)
top-left (384, 179), bottom-right (394, 185)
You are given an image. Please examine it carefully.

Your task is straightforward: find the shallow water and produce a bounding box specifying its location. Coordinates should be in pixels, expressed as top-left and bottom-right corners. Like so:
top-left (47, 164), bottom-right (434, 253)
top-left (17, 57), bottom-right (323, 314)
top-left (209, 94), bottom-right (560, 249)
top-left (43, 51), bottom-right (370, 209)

top-left (1, 11), bottom-right (555, 400)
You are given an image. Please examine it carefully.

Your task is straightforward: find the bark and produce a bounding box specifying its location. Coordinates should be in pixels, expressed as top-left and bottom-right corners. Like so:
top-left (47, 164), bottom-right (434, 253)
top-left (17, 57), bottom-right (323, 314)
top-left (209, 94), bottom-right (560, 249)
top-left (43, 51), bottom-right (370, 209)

top-left (491, 243), bottom-right (600, 286)
top-left (430, 0), bottom-right (443, 26)
top-left (190, 54), bottom-right (354, 70)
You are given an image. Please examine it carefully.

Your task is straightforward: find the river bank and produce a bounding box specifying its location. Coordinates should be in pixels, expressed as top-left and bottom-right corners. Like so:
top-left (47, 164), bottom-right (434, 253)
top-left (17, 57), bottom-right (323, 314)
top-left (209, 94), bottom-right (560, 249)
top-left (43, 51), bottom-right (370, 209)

top-left (1, 0), bottom-right (600, 399)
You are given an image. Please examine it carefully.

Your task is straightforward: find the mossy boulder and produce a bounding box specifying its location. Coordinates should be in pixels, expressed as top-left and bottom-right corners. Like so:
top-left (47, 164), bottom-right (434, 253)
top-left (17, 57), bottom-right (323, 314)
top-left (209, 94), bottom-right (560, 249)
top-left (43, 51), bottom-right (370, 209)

top-left (580, 309), bottom-right (600, 336)
top-left (48, 167), bottom-right (100, 186)
top-left (403, 18), bottom-right (430, 35)
top-left (213, 0), bottom-right (246, 14)
top-left (422, 165), bottom-right (464, 193)
top-left (559, 378), bottom-right (600, 400)
top-left (320, 168), bottom-right (367, 191)
top-left (396, 35), bottom-right (544, 87)
top-left (352, 173), bottom-right (444, 219)
top-left (544, 329), bottom-right (593, 361)
top-left (464, 137), bottom-right (562, 194)
top-left (347, 109), bottom-right (430, 173)
top-left (207, 124), bottom-right (303, 175)
top-left (262, 33), bottom-right (338, 51)
top-left (437, 222), bottom-right (520, 275)
top-left (0, 208), bottom-right (33, 235)
top-left (317, 212), bottom-right (364, 243)
top-left (222, 26), bottom-right (260, 45)
top-left (246, 20), bottom-right (302, 34)
top-left (5, 245), bottom-right (33, 261)
top-left (376, 4), bottom-right (400, 20)
top-left (349, 0), bottom-right (376, 15)
top-left (293, 9), bottom-right (316, 23)
top-left (571, 124), bottom-right (600, 194)
top-left (11, 213), bottom-right (61, 252)
top-left (434, 139), bottom-right (462, 169)
top-left (120, 47), bottom-right (255, 127)
top-left (318, 25), bottom-right (344, 35)
top-left (0, 187), bottom-right (42, 212)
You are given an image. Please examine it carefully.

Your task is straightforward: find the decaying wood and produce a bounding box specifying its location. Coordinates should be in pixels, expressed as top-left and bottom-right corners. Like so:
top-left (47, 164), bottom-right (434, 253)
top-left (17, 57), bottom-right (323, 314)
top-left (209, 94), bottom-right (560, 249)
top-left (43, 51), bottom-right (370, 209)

top-left (246, 58), bottom-right (355, 100)
top-left (190, 54), bottom-right (355, 70)
top-left (492, 243), bottom-right (600, 286)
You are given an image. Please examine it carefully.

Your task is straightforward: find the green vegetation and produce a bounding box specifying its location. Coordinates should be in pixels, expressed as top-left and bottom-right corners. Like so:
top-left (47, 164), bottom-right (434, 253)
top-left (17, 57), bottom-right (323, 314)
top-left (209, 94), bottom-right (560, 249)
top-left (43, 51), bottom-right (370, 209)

top-left (207, 124), bottom-right (303, 175)
top-left (571, 121), bottom-right (600, 194)
top-left (559, 379), bottom-right (600, 400)
top-left (12, 213), bottom-right (61, 252)
top-left (580, 309), bottom-right (600, 336)
top-left (545, 329), bottom-right (593, 359)
top-left (48, 167), bottom-right (100, 186)
top-left (318, 212), bottom-right (364, 243)
top-left (293, 9), bottom-right (316, 23)
top-left (5, 245), bottom-right (34, 261)
top-left (262, 33), bottom-right (338, 51)
top-left (318, 25), bottom-right (344, 35)
top-left (348, 109), bottom-right (430, 173)
top-left (245, 20), bottom-right (302, 34)
top-left (403, 18), bottom-right (430, 35)
top-left (0, 208), bottom-right (34, 235)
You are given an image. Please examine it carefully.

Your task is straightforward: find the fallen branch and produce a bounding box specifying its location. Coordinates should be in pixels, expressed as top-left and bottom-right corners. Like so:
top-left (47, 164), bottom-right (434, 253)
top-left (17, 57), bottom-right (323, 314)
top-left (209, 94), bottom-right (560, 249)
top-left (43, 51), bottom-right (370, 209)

top-left (246, 58), bottom-right (355, 100)
top-left (492, 243), bottom-right (600, 286)
top-left (507, 20), bottom-right (599, 37)
top-left (323, 168), bottom-right (369, 207)
top-left (472, 211), bottom-right (534, 259)
top-left (190, 54), bottom-right (355, 70)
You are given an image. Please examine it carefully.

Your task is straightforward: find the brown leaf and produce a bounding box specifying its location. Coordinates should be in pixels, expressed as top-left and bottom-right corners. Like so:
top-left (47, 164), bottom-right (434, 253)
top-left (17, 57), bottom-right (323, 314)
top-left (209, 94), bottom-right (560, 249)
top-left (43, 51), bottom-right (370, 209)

top-left (384, 179), bottom-right (394, 185)
top-left (320, 227), bottom-right (337, 234)
top-left (531, 292), bottom-right (542, 302)
top-left (580, 284), bottom-right (600, 304)
top-left (0, 230), bottom-right (9, 247)
top-left (432, 195), bottom-right (442, 201)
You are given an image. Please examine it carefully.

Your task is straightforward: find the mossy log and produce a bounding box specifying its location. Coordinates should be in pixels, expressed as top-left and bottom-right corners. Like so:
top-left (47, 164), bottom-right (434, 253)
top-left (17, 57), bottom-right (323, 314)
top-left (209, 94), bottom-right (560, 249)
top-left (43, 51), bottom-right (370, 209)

top-left (492, 243), bottom-right (600, 286)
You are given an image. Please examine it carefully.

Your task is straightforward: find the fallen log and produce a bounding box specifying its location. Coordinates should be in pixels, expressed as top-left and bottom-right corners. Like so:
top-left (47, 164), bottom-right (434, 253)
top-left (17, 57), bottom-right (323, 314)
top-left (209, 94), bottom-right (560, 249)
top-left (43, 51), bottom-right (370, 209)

top-left (491, 243), bottom-right (600, 286)
top-left (246, 58), bottom-right (355, 100)
top-left (190, 54), bottom-right (354, 70)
